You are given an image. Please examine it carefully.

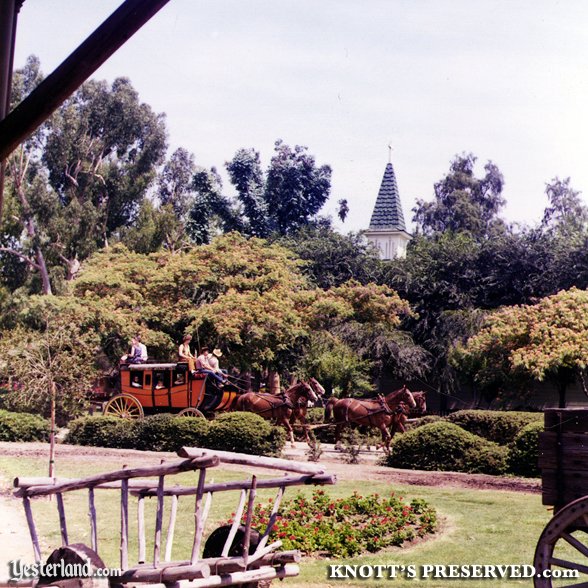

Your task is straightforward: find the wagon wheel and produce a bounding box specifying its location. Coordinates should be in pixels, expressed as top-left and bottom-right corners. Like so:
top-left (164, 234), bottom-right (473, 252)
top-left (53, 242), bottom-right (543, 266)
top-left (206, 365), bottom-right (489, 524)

top-left (177, 407), bottom-right (205, 418)
top-left (534, 496), bottom-right (588, 586)
top-left (103, 393), bottom-right (144, 419)
top-left (37, 543), bottom-right (109, 588)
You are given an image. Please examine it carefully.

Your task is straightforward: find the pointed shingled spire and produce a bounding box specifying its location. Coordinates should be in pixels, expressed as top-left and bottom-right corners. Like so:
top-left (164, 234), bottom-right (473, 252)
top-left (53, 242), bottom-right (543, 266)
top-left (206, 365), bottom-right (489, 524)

top-left (368, 162), bottom-right (407, 232)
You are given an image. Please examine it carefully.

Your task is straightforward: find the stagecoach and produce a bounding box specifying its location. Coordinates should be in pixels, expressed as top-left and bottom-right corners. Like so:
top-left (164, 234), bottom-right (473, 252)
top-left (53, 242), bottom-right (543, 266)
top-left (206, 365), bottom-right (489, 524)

top-left (95, 362), bottom-right (240, 419)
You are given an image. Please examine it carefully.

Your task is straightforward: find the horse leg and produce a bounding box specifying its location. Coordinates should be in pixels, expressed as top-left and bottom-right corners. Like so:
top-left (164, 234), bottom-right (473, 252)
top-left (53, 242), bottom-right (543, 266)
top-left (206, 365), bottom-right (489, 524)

top-left (281, 417), bottom-right (296, 448)
top-left (334, 423), bottom-right (344, 450)
top-left (379, 425), bottom-right (392, 454)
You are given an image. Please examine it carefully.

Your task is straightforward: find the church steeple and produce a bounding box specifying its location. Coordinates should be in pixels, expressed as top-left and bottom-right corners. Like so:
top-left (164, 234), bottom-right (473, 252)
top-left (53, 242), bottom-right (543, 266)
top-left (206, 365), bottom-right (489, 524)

top-left (364, 157), bottom-right (411, 260)
top-left (368, 162), bottom-right (407, 232)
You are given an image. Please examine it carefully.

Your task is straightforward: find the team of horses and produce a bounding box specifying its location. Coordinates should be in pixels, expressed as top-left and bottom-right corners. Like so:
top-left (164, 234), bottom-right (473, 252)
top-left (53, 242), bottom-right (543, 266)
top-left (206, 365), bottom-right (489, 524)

top-left (235, 378), bottom-right (426, 452)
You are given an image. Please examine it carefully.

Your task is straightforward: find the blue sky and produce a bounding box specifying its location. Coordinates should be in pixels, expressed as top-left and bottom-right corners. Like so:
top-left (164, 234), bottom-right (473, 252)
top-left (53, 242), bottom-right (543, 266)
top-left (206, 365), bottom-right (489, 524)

top-left (12, 1), bottom-right (588, 233)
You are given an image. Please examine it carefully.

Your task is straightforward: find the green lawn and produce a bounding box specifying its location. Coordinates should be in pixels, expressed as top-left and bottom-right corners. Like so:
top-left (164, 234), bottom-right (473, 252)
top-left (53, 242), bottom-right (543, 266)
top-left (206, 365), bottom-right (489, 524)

top-left (1, 455), bottom-right (551, 588)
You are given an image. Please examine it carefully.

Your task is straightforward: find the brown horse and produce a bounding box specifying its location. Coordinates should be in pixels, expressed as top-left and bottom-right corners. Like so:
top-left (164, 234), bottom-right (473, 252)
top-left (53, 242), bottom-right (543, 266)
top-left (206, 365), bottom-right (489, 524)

top-left (324, 386), bottom-right (416, 453)
top-left (390, 391), bottom-right (427, 434)
top-left (288, 377), bottom-right (325, 443)
top-left (234, 380), bottom-right (319, 447)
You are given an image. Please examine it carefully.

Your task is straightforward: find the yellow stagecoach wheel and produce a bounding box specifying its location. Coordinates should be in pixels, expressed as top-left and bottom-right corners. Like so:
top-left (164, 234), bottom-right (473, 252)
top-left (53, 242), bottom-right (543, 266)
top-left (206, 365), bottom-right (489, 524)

top-left (177, 407), bottom-right (205, 418)
top-left (103, 394), bottom-right (144, 419)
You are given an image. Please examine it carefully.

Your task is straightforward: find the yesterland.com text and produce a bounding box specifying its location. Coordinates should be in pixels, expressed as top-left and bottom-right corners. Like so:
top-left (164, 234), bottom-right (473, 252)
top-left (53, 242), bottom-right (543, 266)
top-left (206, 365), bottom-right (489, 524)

top-left (8, 559), bottom-right (121, 582)
top-left (327, 564), bottom-right (578, 581)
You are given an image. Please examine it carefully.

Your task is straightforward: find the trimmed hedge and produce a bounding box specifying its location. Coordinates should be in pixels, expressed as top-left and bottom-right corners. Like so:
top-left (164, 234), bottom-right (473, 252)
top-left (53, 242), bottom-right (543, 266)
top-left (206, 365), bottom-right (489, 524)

top-left (66, 412), bottom-right (285, 456)
top-left (0, 409), bottom-right (50, 442)
top-left (206, 412), bottom-right (286, 457)
top-left (67, 416), bottom-right (137, 449)
top-left (446, 410), bottom-right (542, 445)
top-left (385, 421), bottom-right (508, 475)
top-left (507, 421), bottom-right (542, 478)
top-left (134, 414), bottom-right (210, 452)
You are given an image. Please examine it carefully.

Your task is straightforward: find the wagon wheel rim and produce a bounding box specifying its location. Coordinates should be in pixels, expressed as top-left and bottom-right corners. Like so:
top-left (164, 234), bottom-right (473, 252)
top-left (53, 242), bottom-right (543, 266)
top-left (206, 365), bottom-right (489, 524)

top-left (177, 408), bottom-right (204, 418)
top-left (534, 495), bottom-right (588, 587)
top-left (103, 394), bottom-right (144, 419)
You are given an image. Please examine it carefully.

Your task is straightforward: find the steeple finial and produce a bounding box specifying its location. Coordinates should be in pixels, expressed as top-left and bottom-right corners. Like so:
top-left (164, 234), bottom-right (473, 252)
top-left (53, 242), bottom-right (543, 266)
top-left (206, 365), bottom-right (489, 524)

top-left (388, 143), bottom-right (393, 163)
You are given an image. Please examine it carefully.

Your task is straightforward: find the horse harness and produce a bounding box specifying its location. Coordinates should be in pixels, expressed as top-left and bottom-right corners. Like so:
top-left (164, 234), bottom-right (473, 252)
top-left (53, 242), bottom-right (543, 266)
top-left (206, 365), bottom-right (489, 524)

top-left (344, 396), bottom-right (398, 426)
top-left (252, 392), bottom-right (294, 419)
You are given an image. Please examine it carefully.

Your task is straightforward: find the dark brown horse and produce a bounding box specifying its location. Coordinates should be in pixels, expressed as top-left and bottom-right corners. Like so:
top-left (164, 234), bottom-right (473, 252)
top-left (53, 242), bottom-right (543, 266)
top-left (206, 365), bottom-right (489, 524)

top-left (288, 377), bottom-right (325, 443)
top-left (324, 386), bottom-right (416, 453)
top-left (235, 380), bottom-right (319, 446)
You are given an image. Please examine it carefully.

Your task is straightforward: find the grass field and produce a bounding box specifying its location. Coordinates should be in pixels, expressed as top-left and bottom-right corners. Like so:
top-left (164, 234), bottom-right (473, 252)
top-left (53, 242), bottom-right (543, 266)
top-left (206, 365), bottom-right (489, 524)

top-left (0, 455), bottom-right (552, 588)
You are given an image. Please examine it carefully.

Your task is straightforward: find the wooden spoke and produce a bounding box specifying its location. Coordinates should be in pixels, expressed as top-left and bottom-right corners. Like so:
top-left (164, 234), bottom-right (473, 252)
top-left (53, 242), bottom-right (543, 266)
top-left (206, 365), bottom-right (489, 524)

top-left (177, 407), bottom-right (204, 418)
top-left (103, 394), bottom-right (144, 420)
top-left (535, 496), bottom-right (588, 587)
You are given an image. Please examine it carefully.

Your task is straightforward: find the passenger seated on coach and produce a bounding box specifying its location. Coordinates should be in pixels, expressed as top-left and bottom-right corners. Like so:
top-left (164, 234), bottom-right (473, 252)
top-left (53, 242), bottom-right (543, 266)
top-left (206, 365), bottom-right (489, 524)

top-left (178, 334), bottom-right (196, 374)
top-left (121, 336), bottom-right (148, 364)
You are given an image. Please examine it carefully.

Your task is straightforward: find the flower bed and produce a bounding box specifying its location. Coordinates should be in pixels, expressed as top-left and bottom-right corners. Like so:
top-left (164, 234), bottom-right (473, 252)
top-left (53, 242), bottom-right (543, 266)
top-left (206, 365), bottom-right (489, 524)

top-left (232, 489), bottom-right (438, 558)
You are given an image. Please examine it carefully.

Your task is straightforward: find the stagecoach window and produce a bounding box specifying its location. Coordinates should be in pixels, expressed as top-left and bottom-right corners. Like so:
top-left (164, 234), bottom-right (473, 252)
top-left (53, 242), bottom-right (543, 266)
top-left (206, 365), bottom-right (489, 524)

top-left (130, 372), bottom-right (144, 388)
top-left (145, 374), bottom-right (151, 386)
top-left (154, 371), bottom-right (170, 390)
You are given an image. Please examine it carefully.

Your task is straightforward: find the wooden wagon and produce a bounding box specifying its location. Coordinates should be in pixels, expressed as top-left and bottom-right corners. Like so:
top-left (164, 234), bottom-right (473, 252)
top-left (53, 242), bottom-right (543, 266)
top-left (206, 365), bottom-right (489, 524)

top-left (534, 408), bottom-right (588, 586)
top-left (13, 447), bottom-right (336, 588)
top-left (98, 362), bottom-right (240, 419)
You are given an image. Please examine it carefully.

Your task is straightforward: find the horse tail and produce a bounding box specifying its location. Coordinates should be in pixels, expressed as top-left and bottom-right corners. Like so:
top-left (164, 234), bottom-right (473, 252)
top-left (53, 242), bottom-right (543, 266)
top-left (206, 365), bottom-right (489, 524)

top-left (324, 397), bottom-right (336, 422)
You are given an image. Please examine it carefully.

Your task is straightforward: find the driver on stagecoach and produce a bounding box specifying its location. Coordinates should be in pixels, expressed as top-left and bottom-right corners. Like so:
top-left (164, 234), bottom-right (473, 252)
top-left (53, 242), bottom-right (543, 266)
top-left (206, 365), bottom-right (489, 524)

top-left (196, 347), bottom-right (227, 386)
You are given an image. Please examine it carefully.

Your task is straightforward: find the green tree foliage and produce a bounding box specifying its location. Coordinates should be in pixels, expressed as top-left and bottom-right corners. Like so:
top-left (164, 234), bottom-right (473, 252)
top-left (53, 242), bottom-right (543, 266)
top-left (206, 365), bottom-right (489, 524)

top-left (452, 287), bottom-right (588, 406)
top-left (541, 177), bottom-right (588, 240)
top-left (225, 140), bottom-right (332, 238)
top-left (278, 225), bottom-right (384, 289)
top-left (413, 153), bottom-right (505, 238)
top-left (0, 307), bottom-right (99, 424)
top-left (0, 57), bottom-right (167, 295)
top-left (61, 234), bottom-right (418, 387)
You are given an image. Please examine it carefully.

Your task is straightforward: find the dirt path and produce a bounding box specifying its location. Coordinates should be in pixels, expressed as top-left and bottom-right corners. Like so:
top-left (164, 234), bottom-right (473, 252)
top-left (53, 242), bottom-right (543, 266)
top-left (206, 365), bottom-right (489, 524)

top-left (0, 489), bottom-right (36, 583)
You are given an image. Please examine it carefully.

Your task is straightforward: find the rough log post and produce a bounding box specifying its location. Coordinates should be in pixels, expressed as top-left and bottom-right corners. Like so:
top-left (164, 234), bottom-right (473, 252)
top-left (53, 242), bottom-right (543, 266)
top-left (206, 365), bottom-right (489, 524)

top-left (153, 473), bottom-right (165, 565)
top-left (56, 493), bottom-right (68, 546)
top-left (0, 0), bottom-right (173, 162)
top-left (190, 468), bottom-right (207, 564)
top-left (177, 447), bottom-right (325, 475)
top-left (242, 476), bottom-right (257, 565)
top-left (137, 495), bottom-right (146, 564)
top-left (88, 488), bottom-right (98, 553)
top-left (16, 456), bottom-right (219, 497)
top-left (23, 496), bottom-right (41, 562)
top-left (121, 478), bottom-right (129, 570)
top-left (164, 494), bottom-right (178, 562)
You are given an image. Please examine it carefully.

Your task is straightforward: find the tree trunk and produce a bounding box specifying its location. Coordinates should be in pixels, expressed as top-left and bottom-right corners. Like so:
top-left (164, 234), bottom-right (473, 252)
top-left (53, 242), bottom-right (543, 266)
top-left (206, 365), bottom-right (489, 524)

top-left (36, 247), bottom-right (53, 295)
top-left (558, 381), bottom-right (567, 409)
top-left (267, 371), bottom-right (280, 394)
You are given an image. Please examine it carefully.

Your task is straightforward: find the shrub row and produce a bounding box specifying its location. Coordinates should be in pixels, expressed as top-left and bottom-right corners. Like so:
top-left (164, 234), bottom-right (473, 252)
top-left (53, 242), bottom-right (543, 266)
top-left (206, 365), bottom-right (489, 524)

top-left (66, 412), bottom-right (285, 456)
top-left (0, 409), bottom-right (50, 442)
top-left (445, 410), bottom-right (543, 445)
top-left (386, 418), bottom-right (542, 477)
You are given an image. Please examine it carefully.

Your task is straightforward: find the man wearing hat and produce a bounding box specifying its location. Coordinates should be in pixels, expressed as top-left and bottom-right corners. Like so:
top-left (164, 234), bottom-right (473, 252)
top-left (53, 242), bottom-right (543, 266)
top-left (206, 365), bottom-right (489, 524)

top-left (208, 348), bottom-right (225, 374)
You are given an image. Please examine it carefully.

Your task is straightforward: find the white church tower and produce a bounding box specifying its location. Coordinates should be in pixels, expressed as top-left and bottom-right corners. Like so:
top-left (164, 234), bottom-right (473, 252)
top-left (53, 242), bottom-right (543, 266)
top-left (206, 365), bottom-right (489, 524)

top-left (364, 156), bottom-right (412, 260)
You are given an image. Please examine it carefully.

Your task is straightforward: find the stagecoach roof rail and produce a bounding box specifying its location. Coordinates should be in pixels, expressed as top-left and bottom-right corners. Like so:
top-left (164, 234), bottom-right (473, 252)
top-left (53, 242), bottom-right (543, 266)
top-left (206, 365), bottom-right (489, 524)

top-left (126, 362), bottom-right (183, 370)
